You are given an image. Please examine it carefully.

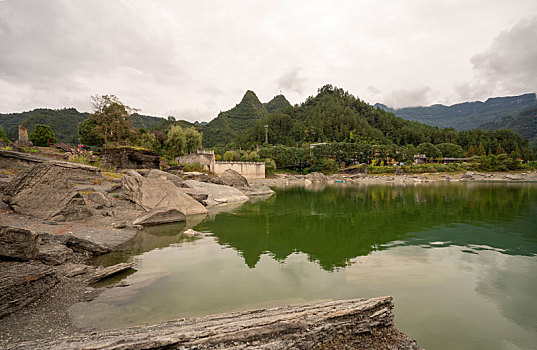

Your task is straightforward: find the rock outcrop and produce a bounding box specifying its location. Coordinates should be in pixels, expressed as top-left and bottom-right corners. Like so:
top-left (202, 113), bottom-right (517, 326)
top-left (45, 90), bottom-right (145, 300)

top-left (132, 208), bottom-right (186, 226)
top-left (219, 169), bottom-right (249, 187)
top-left (122, 170), bottom-right (208, 216)
top-left (10, 296), bottom-right (421, 349)
top-left (0, 262), bottom-right (59, 318)
top-left (100, 147), bottom-right (160, 170)
top-left (2, 163), bottom-right (92, 221)
top-left (338, 164), bottom-right (368, 175)
top-left (182, 180), bottom-right (249, 207)
top-left (0, 226), bottom-right (39, 261)
top-left (306, 171), bottom-right (328, 182)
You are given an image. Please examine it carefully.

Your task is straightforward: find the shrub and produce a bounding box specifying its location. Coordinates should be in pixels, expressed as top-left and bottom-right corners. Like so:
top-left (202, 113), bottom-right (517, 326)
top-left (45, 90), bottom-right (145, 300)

top-left (223, 151), bottom-right (234, 161)
top-left (264, 158), bottom-right (276, 174)
top-left (249, 151), bottom-right (260, 162)
top-left (182, 162), bottom-right (205, 172)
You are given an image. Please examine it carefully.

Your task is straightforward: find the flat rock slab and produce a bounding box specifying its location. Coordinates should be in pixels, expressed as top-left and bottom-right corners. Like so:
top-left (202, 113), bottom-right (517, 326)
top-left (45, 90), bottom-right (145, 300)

top-left (183, 180), bottom-right (249, 206)
top-left (87, 262), bottom-right (137, 284)
top-left (0, 262), bottom-right (58, 318)
top-left (3, 163), bottom-right (92, 221)
top-left (8, 296), bottom-right (421, 349)
top-left (133, 208), bottom-right (186, 226)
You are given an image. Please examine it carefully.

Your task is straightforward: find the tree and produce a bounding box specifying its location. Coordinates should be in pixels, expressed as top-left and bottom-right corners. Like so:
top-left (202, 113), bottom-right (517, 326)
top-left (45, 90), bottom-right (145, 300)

top-left (417, 143), bottom-right (441, 159)
top-left (164, 125), bottom-right (186, 157)
top-left (466, 145), bottom-right (476, 157)
top-left (89, 95), bottom-right (137, 145)
top-left (496, 145), bottom-right (506, 155)
top-left (223, 151), bottom-right (235, 161)
top-left (249, 151), bottom-right (260, 162)
top-left (78, 118), bottom-right (104, 147)
top-left (29, 124), bottom-right (57, 146)
top-left (184, 128), bottom-right (202, 154)
top-left (476, 143), bottom-right (486, 156)
top-left (0, 125), bottom-right (9, 143)
top-left (436, 143), bottom-right (465, 158)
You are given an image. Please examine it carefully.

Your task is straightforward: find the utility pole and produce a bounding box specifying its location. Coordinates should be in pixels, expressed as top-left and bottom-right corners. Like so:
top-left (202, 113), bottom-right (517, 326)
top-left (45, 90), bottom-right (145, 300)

top-left (264, 125), bottom-right (269, 144)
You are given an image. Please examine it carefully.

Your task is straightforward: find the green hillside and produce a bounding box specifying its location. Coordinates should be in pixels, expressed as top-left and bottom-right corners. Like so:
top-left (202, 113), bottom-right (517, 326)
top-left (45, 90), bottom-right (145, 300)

top-left (264, 94), bottom-right (292, 113)
top-left (200, 90), bottom-right (269, 148)
top-left (0, 108), bottom-right (167, 144)
top-left (375, 93), bottom-right (537, 130)
top-left (481, 107), bottom-right (537, 146)
top-left (0, 108), bottom-right (89, 144)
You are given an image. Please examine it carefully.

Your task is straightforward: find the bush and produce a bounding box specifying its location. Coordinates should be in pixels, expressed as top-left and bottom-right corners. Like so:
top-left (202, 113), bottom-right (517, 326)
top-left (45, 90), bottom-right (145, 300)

top-left (223, 151), bottom-right (234, 161)
top-left (321, 158), bottom-right (338, 174)
top-left (264, 158), bottom-right (276, 174)
top-left (29, 124), bottom-right (57, 146)
top-left (182, 162), bottom-right (205, 172)
top-left (249, 151), bottom-right (260, 162)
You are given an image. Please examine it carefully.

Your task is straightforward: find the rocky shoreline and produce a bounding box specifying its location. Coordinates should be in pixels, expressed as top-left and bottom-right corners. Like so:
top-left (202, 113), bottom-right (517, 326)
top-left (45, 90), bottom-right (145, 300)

top-left (5, 150), bottom-right (534, 348)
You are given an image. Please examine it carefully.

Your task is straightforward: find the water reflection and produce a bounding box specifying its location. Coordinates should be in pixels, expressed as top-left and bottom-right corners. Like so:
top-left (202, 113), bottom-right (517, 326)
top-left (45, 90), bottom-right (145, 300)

top-left (196, 183), bottom-right (537, 270)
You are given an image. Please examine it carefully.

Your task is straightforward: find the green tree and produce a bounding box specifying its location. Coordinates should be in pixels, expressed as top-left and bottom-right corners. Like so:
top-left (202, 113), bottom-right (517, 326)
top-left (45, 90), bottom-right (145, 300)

top-left (476, 143), bottom-right (486, 156)
top-left (29, 124), bottom-right (57, 146)
top-left (417, 143), bottom-right (441, 159)
top-left (436, 143), bottom-right (465, 158)
top-left (164, 125), bottom-right (186, 157)
top-left (264, 158), bottom-right (276, 174)
top-left (89, 95), bottom-right (136, 145)
top-left (78, 118), bottom-right (104, 147)
top-left (496, 145), bottom-right (506, 155)
top-left (134, 129), bottom-right (160, 152)
top-left (184, 128), bottom-right (202, 154)
top-left (466, 145), bottom-right (476, 157)
top-left (0, 125), bottom-right (9, 143)
top-left (249, 151), bottom-right (260, 162)
top-left (223, 151), bottom-right (235, 161)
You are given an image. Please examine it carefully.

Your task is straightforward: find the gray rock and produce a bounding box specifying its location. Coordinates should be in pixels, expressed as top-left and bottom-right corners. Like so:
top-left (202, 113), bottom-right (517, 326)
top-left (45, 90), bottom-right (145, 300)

top-left (395, 167), bottom-right (405, 175)
top-left (122, 171), bottom-right (208, 216)
top-left (182, 180), bottom-right (249, 206)
top-left (112, 221), bottom-right (127, 229)
top-left (87, 262), bottom-right (137, 284)
top-left (146, 169), bottom-right (184, 187)
top-left (306, 172), bottom-right (328, 182)
top-left (240, 186), bottom-right (275, 197)
top-left (181, 172), bottom-right (210, 182)
top-left (132, 208), bottom-right (186, 226)
top-left (0, 261), bottom-right (59, 318)
top-left (100, 147), bottom-right (160, 170)
top-left (0, 225), bottom-right (39, 261)
top-left (2, 163), bottom-right (92, 221)
top-left (219, 169), bottom-right (249, 187)
top-left (338, 164), bottom-right (368, 175)
top-left (88, 192), bottom-right (113, 207)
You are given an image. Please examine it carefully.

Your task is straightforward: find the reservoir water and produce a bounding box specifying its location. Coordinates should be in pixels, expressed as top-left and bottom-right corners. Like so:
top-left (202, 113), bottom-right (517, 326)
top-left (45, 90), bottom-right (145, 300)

top-left (71, 182), bottom-right (537, 350)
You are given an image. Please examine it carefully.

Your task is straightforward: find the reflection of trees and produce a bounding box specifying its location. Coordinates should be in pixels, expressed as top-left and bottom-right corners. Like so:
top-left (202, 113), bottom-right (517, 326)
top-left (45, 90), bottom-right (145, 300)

top-left (196, 183), bottom-right (537, 270)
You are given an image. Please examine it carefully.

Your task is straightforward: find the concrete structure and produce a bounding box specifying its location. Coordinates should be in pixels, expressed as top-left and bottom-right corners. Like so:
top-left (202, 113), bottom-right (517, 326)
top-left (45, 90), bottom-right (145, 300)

top-left (178, 150), bottom-right (265, 178)
top-left (18, 126), bottom-right (29, 143)
top-left (177, 149), bottom-right (215, 172)
top-left (214, 161), bottom-right (265, 179)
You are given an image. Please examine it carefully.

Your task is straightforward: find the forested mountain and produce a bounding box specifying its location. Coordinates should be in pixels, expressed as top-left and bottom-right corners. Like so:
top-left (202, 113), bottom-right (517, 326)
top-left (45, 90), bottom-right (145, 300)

top-left (481, 107), bottom-right (537, 146)
top-left (375, 93), bottom-right (537, 130)
top-left (0, 108), bottom-right (89, 144)
top-left (264, 94), bottom-right (292, 113)
top-left (0, 108), bottom-right (167, 144)
top-left (240, 85), bottom-right (531, 158)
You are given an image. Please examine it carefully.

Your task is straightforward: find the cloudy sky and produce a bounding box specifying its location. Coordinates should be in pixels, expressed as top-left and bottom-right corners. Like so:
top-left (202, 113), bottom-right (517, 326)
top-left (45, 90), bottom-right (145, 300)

top-left (1, 0), bottom-right (536, 121)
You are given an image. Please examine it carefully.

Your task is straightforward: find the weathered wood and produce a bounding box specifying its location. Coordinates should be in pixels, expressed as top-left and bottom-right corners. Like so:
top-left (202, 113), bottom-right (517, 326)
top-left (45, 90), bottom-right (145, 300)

top-left (8, 296), bottom-right (420, 349)
top-left (87, 262), bottom-right (137, 284)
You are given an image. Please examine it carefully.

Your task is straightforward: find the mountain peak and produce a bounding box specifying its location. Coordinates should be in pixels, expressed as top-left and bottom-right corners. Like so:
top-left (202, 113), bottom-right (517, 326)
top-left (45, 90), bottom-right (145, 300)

top-left (264, 94), bottom-right (292, 113)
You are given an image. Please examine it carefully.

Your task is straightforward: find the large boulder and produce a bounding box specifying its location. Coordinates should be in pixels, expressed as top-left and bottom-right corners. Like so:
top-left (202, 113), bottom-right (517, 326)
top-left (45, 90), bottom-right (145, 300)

top-left (100, 147), bottom-right (160, 170)
top-left (0, 226), bottom-right (39, 261)
top-left (306, 172), bottom-right (328, 182)
top-left (338, 164), bottom-right (368, 175)
top-left (122, 171), bottom-right (207, 216)
top-left (219, 169), bottom-right (249, 188)
top-left (2, 163), bottom-right (92, 221)
top-left (182, 180), bottom-right (249, 206)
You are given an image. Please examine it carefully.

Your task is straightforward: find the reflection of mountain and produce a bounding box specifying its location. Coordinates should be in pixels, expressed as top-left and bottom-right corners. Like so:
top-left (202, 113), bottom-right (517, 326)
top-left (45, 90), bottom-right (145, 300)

top-left (195, 184), bottom-right (537, 270)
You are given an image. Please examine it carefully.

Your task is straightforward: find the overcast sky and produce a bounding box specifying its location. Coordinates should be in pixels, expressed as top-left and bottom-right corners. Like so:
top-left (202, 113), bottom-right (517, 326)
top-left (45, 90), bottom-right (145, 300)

top-left (1, 0), bottom-right (536, 121)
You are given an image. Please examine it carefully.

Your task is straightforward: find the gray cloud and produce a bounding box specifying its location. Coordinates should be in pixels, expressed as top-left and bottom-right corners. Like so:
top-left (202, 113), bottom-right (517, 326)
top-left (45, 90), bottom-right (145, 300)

top-left (0, 0), bottom-right (536, 117)
top-left (277, 68), bottom-right (306, 95)
top-left (455, 16), bottom-right (537, 101)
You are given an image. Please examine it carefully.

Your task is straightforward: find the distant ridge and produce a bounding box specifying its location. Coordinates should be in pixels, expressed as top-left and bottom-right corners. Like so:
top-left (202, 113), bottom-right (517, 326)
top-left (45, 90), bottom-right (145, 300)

top-left (200, 91), bottom-right (290, 148)
top-left (374, 93), bottom-right (537, 130)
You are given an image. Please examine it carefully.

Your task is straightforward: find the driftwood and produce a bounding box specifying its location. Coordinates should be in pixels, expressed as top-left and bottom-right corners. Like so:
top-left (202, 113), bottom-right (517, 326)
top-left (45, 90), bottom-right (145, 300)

top-left (8, 296), bottom-right (421, 349)
top-left (87, 262), bottom-right (136, 284)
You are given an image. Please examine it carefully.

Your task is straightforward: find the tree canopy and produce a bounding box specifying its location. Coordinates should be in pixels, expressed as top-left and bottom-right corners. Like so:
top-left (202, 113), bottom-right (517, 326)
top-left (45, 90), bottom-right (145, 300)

top-left (29, 124), bottom-right (57, 146)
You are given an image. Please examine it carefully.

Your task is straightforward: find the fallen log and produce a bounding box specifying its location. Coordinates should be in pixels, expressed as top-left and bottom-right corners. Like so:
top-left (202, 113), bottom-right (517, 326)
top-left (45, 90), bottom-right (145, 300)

top-left (87, 262), bottom-right (136, 284)
top-left (9, 296), bottom-right (421, 349)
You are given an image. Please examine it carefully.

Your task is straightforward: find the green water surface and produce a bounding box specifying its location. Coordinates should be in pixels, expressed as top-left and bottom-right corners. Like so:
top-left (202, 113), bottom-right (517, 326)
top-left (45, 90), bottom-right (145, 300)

top-left (71, 182), bottom-right (537, 350)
